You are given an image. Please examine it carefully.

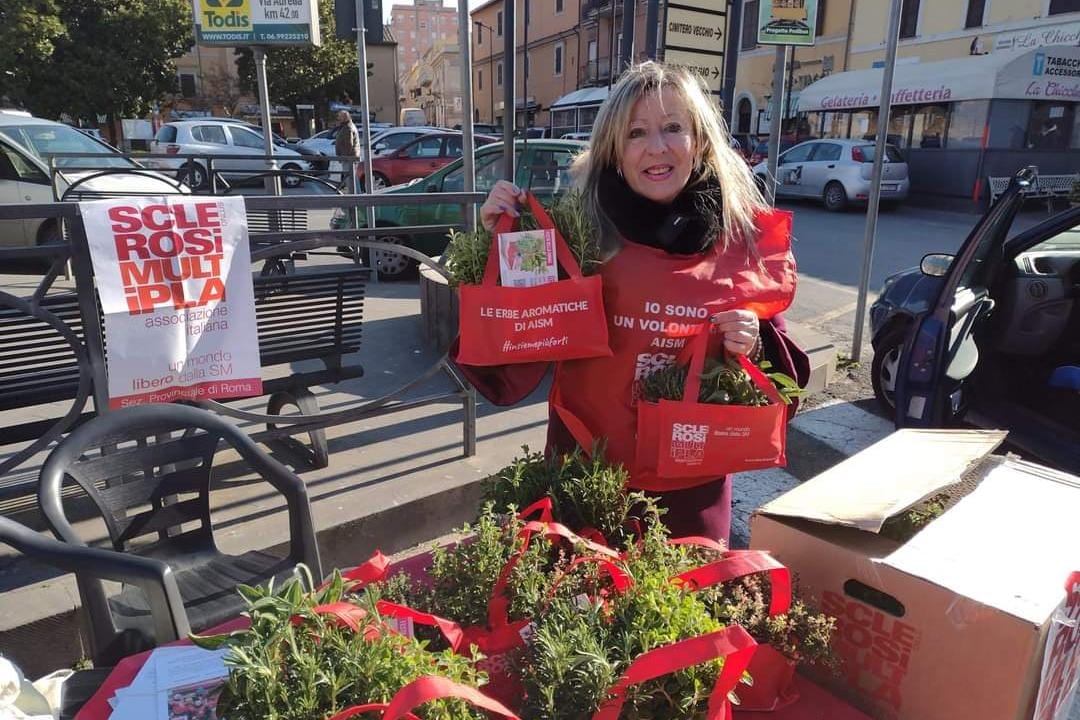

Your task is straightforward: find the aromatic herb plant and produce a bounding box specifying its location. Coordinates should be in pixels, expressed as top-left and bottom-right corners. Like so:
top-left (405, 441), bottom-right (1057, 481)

top-left (639, 356), bottom-right (802, 406)
top-left (192, 567), bottom-right (488, 720)
top-left (444, 190), bottom-right (600, 286)
top-left (479, 446), bottom-right (654, 550)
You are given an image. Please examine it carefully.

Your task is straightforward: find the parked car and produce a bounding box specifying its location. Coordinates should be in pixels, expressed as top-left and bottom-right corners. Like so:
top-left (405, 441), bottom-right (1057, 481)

top-left (326, 126), bottom-right (448, 184)
top-left (0, 115), bottom-right (186, 247)
top-left (357, 132), bottom-right (498, 191)
top-left (562, 131), bottom-right (592, 141)
top-left (296, 127), bottom-right (338, 156)
top-left (470, 123), bottom-right (502, 136)
top-left (747, 137), bottom-right (797, 166)
top-left (148, 120), bottom-right (313, 190)
top-left (730, 133), bottom-right (759, 160)
top-left (752, 139), bottom-right (910, 211)
top-left (333, 138), bottom-right (587, 278)
top-left (869, 167), bottom-right (1080, 472)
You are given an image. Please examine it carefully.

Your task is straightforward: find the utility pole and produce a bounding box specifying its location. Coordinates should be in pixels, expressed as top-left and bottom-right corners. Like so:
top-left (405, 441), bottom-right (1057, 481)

top-left (644, 0), bottom-right (660, 59)
top-left (764, 45), bottom-right (788, 206)
top-left (721, 0), bottom-right (743, 127)
top-left (355, 0), bottom-right (378, 281)
top-left (502, 0), bottom-right (515, 180)
top-left (851, 0), bottom-right (904, 362)
top-left (620, 0), bottom-right (636, 71)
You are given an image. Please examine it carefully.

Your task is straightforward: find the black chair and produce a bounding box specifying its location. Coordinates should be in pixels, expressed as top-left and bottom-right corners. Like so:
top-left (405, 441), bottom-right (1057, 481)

top-left (37, 403), bottom-right (322, 666)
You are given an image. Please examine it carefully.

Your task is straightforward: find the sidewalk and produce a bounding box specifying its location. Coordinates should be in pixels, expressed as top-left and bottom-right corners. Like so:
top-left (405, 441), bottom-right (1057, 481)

top-left (0, 272), bottom-right (835, 676)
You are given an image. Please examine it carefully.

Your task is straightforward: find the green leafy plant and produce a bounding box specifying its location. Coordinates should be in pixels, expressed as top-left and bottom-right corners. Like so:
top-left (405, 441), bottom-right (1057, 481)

top-left (879, 493), bottom-right (950, 543)
top-left (639, 356), bottom-right (802, 407)
top-left (444, 190), bottom-right (600, 286)
top-left (520, 522), bottom-right (742, 720)
top-left (479, 446), bottom-right (654, 550)
top-left (192, 567), bottom-right (487, 720)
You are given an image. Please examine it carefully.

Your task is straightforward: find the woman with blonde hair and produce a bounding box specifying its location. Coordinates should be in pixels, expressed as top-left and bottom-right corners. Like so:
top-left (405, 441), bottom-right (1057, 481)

top-left (457, 61), bottom-right (806, 543)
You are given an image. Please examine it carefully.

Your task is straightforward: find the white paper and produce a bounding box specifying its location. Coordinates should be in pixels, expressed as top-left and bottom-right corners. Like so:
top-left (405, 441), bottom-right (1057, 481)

top-left (885, 460), bottom-right (1080, 623)
top-left (498, 228), bottom-right (558, 288)
top-left (80, 196), bottom-right (262, 409)
top-left (107, 647), bottom-right (228, 720)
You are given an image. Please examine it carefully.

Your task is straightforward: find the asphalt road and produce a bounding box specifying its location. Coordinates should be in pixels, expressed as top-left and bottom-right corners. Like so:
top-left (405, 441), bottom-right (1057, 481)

top-left (780, 198), bottom-right (1049, 364)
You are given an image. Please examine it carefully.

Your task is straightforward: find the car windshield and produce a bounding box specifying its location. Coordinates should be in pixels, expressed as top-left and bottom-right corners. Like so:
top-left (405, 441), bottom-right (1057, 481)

top-left (0, 124), bottom-right (135, 168)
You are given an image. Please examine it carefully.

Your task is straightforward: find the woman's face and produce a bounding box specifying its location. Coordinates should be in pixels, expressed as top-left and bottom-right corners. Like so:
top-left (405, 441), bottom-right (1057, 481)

top-left (618, 86), bottom-right (696, 205)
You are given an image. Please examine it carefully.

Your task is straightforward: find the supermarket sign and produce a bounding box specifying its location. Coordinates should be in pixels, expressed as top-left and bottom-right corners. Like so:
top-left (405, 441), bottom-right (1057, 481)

top-left (192, 0), bottom-right (321, 46)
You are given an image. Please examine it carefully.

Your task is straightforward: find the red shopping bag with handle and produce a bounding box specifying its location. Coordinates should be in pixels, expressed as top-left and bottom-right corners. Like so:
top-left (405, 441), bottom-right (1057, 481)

top-left (593, 625), bottom-right (758, 720)
top-left (328, 674), bottom-right (521, 720)
top-left (463, 518), bottom-right (620, 709)
top-left (636, 324), bottom-right (787, 480)
top-left (457, 193), bottom-right (611, 366)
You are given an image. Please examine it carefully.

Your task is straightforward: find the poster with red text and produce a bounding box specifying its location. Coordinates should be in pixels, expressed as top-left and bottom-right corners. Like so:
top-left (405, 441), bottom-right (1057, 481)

top-left (81, 196), bottom-right (262, 409)
top-left (1033, 571), bottom-right (1080, 720)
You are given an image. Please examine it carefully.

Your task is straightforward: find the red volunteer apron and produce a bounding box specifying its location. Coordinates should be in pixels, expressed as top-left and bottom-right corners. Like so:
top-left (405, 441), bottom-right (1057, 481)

top-left (551, 209), bottom-right (795, 491)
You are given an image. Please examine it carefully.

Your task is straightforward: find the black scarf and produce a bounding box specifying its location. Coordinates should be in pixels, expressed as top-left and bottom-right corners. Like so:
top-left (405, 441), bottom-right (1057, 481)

top-left (597, 166), bottom-right (724, 255)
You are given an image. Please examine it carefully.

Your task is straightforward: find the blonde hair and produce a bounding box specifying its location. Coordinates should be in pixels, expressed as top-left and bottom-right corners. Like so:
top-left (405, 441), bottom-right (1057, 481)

top-left (573, 61), bottom-right (767, 255)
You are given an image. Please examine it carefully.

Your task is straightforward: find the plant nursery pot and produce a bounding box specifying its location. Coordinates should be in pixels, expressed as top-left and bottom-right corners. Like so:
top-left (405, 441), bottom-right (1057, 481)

top-left (737, 644), bottom-right (800, 712)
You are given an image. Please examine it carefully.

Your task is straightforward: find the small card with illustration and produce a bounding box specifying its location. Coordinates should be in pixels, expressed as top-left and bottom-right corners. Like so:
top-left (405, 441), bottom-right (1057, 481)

top-left (498, 229), bottom-right (557, 288)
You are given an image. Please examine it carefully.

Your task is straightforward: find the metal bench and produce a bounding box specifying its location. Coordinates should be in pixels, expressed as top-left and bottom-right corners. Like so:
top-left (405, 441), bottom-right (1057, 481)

top-left (988, 173), bottom-right (1079, 210)
top-left (0, 266), bottom-right (367, 496)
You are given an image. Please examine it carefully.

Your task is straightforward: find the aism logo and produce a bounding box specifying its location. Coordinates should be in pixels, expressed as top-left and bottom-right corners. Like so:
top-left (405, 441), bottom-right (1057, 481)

top-left (670, 423), bottom-right (708, 463)
top-left (1034, 52), bottom-right (1047, 76)
top-left (199, 0), bottom-right (251, 29)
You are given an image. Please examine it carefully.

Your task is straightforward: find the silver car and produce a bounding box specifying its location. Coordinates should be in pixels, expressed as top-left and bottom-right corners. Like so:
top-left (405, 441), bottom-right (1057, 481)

top-left (753, 139), bottom-right (910, 212)
top-left (149, 119), bottom-right (312, 190)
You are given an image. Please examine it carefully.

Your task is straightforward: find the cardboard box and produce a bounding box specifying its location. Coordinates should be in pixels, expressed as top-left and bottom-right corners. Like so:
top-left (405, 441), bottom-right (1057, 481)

top-left (750, 429), bottom-right (1080, 720)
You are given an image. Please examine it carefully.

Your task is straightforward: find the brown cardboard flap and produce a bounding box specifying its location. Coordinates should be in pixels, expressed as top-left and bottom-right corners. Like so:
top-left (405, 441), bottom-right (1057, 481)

top-left (758, 429), bottom-right (1007, 533)
top-left (884, 458), bottom-right (1080, 623)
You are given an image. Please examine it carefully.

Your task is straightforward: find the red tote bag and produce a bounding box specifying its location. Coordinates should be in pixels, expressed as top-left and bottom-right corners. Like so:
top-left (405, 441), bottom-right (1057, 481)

top-left (457, 193), bottom-right (611, 366)
top-left (636, 325), bottom-right (787, 480)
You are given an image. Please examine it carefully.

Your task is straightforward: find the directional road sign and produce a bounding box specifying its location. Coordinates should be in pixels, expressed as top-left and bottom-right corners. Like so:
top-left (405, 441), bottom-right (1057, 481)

top-left (662, 1), bottom-right (727, 94)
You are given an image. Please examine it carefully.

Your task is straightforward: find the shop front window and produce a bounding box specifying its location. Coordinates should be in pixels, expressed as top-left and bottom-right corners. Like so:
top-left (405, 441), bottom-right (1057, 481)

top-left (849, 110), bottom-right (877, 141)
top-left (910, 104), bottom-right (947, 148)
top-left (945, 100), bottom-right (989, 149)
top-left (1072, 110), bottom-right (1080, 150)
top-left (578, 105), bottom-right (600, 132)
top-left (820, 112), bottom-right (847, 138)
top-left (886, 107), bottom-right (913, 148)
top-left (1026, 101), bottom-right (1076, 151)
top-left (551, 108), bottom-right (575, 138)
top-left (986, 100), bottom-right (1029, 149)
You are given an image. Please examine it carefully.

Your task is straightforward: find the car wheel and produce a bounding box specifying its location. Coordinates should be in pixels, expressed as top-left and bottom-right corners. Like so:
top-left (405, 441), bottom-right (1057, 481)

top-left (282, 163), bottom-right (303, 188)
top-left (373, 233), bottom-right (416, 280)
top-left (823, 181), bottom-right (848, 212)
top-left (871, 325), bottom-right (909, 416)
top-left (178, 162), bottom-right (208, 191)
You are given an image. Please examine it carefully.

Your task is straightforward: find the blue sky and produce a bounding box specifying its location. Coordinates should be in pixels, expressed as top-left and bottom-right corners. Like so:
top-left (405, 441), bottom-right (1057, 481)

top-left (382, 0), bottom-right (487, 23)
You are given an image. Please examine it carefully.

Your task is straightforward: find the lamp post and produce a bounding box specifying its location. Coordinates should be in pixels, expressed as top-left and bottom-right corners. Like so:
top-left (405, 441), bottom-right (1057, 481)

top-left (474, 20), bottom-right (496, 124)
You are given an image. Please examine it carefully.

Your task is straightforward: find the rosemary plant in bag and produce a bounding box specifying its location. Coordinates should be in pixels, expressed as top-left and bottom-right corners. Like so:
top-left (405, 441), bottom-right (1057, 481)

top-left (445, 189), bottom-right (600, 286)
top-left (639, 356), bottom-right (802, 406)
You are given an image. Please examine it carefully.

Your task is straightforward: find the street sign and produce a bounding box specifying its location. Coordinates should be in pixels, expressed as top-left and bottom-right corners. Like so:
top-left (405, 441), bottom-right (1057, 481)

top-left (662, 1), bottom-right (726, 94)
top-left (664, 48), bottom-right (724, 94)
top-left (191, 0), bottom-right (322, 46)
top-left (757, 0), bottom-right (818, 46)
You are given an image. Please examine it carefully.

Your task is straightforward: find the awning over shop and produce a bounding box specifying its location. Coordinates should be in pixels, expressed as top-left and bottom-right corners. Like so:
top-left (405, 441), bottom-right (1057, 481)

top-left (551, 86), bottom-right (610, 109)
top-left (799, 45), bottom-right (1080, 112)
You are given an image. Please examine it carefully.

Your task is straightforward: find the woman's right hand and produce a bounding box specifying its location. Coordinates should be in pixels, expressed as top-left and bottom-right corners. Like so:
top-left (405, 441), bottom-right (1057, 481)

top-left (479, 180), bottom-right (526, 232)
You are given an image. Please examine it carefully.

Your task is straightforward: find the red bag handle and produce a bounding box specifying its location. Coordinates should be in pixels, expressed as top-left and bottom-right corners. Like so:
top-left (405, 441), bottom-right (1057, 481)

top-left (674, 325), bottom-right (782, 407)
top-left (328, 675), bottom-right (521, 720)
top-left (334, 551), bottom-right (391, 589)
top-left (672, 550), bottom-right (792, 617)
top-left (542, 554), bottom-right (633, 612)
top-left (488, 519), bottom-right (618, 629)
top-left (483, 192), bottom-right (583, 286)
top-left (374, 600), bottom-right (465, 652)
top-left (592, 626), bottom-right (758, 720)
top-left (518, 496), bottom-right (555, 523)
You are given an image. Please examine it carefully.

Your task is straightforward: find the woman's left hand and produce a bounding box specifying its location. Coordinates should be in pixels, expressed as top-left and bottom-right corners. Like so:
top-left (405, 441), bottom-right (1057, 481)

top-left (711, 310), bottom-right (759, 356)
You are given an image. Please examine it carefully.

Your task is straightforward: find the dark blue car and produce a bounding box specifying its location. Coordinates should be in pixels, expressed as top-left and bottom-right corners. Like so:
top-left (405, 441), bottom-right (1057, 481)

top-left (869, 167), bottom-right (1080, 472)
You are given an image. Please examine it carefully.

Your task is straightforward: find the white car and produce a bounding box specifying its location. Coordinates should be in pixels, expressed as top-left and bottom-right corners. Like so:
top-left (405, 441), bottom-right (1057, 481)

top-left (0, 115), bottom-right (186, 247)
top-left (149, 120), bottom-right (313, 190)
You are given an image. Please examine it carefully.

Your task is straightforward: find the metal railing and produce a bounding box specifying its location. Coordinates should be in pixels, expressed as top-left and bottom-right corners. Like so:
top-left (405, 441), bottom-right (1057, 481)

top-left (0, 190), bottom-right (484, 499)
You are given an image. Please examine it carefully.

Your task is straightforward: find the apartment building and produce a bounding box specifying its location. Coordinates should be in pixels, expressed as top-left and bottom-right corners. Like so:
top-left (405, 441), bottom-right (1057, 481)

top-left (401, 42), bottom-right (464, 128)
top-left (733, 0), bottom-right (1080, 204)
top-left (391, 0), bottom-right (461, 83)
top-left (470, 0), bottom-right (653, 134)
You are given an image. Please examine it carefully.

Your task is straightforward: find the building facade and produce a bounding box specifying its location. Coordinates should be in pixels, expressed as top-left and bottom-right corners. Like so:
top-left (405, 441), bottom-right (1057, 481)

top-left (401, 42), bottom-right (464, 128)
top-left (391, 0), bottom-right (461, 84)
top-left (733, 0), bottom-right (1080, 204)
top-left (469, 0), bottom-right (655, 134)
